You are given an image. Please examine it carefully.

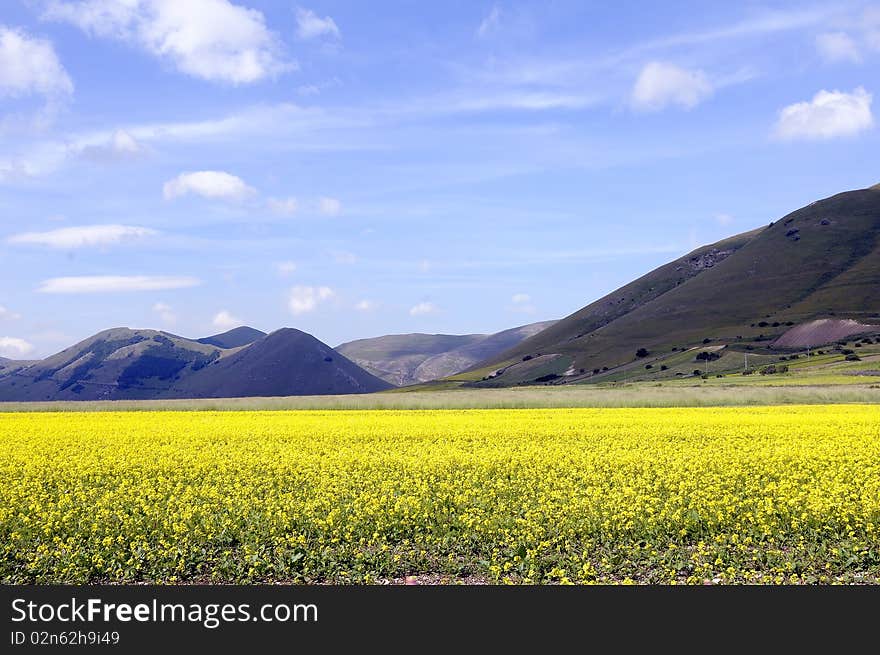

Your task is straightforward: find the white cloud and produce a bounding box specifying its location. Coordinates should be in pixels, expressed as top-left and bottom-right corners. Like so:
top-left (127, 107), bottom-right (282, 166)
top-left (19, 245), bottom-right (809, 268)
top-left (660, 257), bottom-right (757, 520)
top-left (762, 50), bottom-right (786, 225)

top-left (0, 305), bottom-right (21, 321)
top-left (510, 293), bottom-right (535, 314)
top-left (0, 337), bottom-right (34, 358)
top-left (816, 32), bottom-right (861, 63)
top-left (8, 224), bottom-right (157, 249)
top-left (774, 87), bottom-right (873, 140)
top-left (163, 170), bottom-right (255, 201)
top-left (354, 299), bottom-right (375, 311)
top-left (43, 0), bottom-right (293, 84)
top-left (152, 301), bottom-right (176, 325)
top-left (78, 129), bottom-right (145, 160)
top-left (450, 91), bottom-right (595, 112)
top-left (318, 196), bottom-right (342, 216)
top-left (477, 5), bottom-right (502, 38)
top-left (288, 285), bottom-right (334, 315)
top-left (276, 260), bottom-right (297, 276)
top-left (330, 250), bottom-right (357, 264)
top-left (267, 196), bottom-right (298, 215)
top-left (0, 26), bottom-right (73, 99)
top-left (212, 309), bottom-right (244, 329)
top-left (295, 8), bottom-right (340, 40)
top-left (631, 61), bottom-right (713, 111)
top-left (38, 275), bottom-right (200, 294)
top-left (714, 213), bottom-right (734, 226)
top-left (409, 301), bottom-right (438, 316)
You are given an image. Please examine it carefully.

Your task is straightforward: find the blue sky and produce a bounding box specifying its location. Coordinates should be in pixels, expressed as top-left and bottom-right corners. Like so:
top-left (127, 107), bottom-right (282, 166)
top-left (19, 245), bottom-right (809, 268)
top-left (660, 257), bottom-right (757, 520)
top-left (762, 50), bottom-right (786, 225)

top-left (1, 0), bottom-right (878, 357)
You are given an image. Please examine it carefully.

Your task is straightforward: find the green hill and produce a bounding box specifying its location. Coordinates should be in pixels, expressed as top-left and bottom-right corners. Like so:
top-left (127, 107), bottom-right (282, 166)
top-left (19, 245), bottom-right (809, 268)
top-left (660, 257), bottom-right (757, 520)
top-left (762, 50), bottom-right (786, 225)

top-left (464, 184), bottom-right (880, 387)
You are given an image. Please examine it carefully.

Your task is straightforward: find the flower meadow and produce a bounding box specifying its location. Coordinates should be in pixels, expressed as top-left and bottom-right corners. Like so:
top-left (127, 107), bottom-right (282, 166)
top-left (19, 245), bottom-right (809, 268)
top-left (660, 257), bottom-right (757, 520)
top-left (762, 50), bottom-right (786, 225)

top-left (2, 406), bottom-right (879, 584)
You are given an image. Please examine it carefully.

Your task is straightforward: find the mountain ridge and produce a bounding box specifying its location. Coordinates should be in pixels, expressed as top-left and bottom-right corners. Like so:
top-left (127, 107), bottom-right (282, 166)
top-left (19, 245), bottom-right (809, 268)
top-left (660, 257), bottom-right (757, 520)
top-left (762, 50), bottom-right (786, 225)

top-left (336, 320), bottom-right (556, 386)
top-left (0, 326), bottom-right (392, 400)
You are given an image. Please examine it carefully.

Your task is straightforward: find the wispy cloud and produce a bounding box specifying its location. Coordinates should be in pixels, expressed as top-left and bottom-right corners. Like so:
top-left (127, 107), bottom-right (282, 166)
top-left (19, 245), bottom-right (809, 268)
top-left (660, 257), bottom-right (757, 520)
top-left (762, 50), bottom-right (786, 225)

top-left (318, 196), bottom-right (342, 216)
top-left (38, 275), bottom-right (201, 294)
top-left (816, 32), bottom-right (862, 63)
top-left (477, 5), bottom-right (502, 38)
top-left (470, 5), bottom-right (837, 104)
top-left (295, 7), bottom-right (341, 40)
top-left (652, 6), bottom-right (837, 49)
top-left (8, 224), bottom-right (157, 249)
top-left (329, 250), bottom-right (357, 264)
top-left (409, 301), bottom-right (438, 316)
top-left (354, 299), bottom-right (375, 311)
top-left (152, 302), bottom-right (176, 325)
top-left (276, 260), bottom-right (297, 276)
top-left (0, 102), bottom-right (369, 183)
top-left (78, 129), bottom-right (145, 161)
top-left (510, 293), bottom-right (535, 314)
top-left (0, 305), bottom-right (21, 321)
top-left (267, 196), bottom-right (298, 216)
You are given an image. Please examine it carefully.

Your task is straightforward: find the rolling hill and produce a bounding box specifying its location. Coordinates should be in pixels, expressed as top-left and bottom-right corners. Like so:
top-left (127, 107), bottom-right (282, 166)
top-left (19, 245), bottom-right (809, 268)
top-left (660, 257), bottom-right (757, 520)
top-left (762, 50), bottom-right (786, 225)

top-left (0, 326), bottom-right (392, 401)
top-left (335, 321), bottom-right (556, 386)
top-left (463, 184), bottom-right (880, 387)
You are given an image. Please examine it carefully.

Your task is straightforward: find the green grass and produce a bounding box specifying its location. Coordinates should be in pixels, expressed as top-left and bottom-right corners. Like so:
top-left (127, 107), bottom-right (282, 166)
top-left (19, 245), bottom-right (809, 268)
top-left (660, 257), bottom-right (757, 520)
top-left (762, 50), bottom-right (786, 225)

top-left (1, 382), bottom-right (879, 412)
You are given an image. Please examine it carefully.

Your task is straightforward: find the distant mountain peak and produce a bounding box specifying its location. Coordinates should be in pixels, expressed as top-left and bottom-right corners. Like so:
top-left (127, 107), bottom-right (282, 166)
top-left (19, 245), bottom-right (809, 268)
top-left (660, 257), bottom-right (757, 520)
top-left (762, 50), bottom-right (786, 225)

top-left (197, 326), bottom-right (266, 349)
top-left (336, 320), bottom-right (557, 386)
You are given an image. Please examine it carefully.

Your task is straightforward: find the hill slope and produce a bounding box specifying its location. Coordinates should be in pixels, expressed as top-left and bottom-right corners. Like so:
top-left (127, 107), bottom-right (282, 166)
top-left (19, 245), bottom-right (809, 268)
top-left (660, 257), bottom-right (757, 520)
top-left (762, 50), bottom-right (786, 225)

top-left (0, 327), bottom-right (393, 401)
top-left (336, 321), bottom-right (555, 385)
top-left (468, 185), bottom-right (880, 386)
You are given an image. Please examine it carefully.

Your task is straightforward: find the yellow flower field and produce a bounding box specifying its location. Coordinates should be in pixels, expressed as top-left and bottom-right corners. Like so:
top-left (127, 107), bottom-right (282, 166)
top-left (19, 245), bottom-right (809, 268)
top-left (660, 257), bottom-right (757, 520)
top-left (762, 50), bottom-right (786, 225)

top-left (2, 406), bottom-right (879, 584)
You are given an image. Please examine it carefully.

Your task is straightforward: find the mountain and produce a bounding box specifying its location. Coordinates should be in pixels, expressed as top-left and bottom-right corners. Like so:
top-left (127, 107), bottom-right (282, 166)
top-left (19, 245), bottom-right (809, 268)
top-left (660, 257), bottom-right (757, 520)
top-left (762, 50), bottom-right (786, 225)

top-left (336, 320), bottom-right (556, 386)
top-left (168, 328), bottom-right (393, 397)
top-left (0, 328), bottom-right (223, 401)
top-left (464, 184), bottom-right (880, 386)
top-left (0, 327), bottom-right (392, 401)
top-left (197, 326), bottom-right (266, 349)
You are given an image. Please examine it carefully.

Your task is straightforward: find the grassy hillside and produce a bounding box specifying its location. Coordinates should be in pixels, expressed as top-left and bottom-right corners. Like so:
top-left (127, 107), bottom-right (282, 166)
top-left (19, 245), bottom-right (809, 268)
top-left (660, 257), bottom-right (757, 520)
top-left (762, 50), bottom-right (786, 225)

top-left (0, 328), bottom-right (225, 401)
top-left (466, 185), bottom-right (880, 387)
